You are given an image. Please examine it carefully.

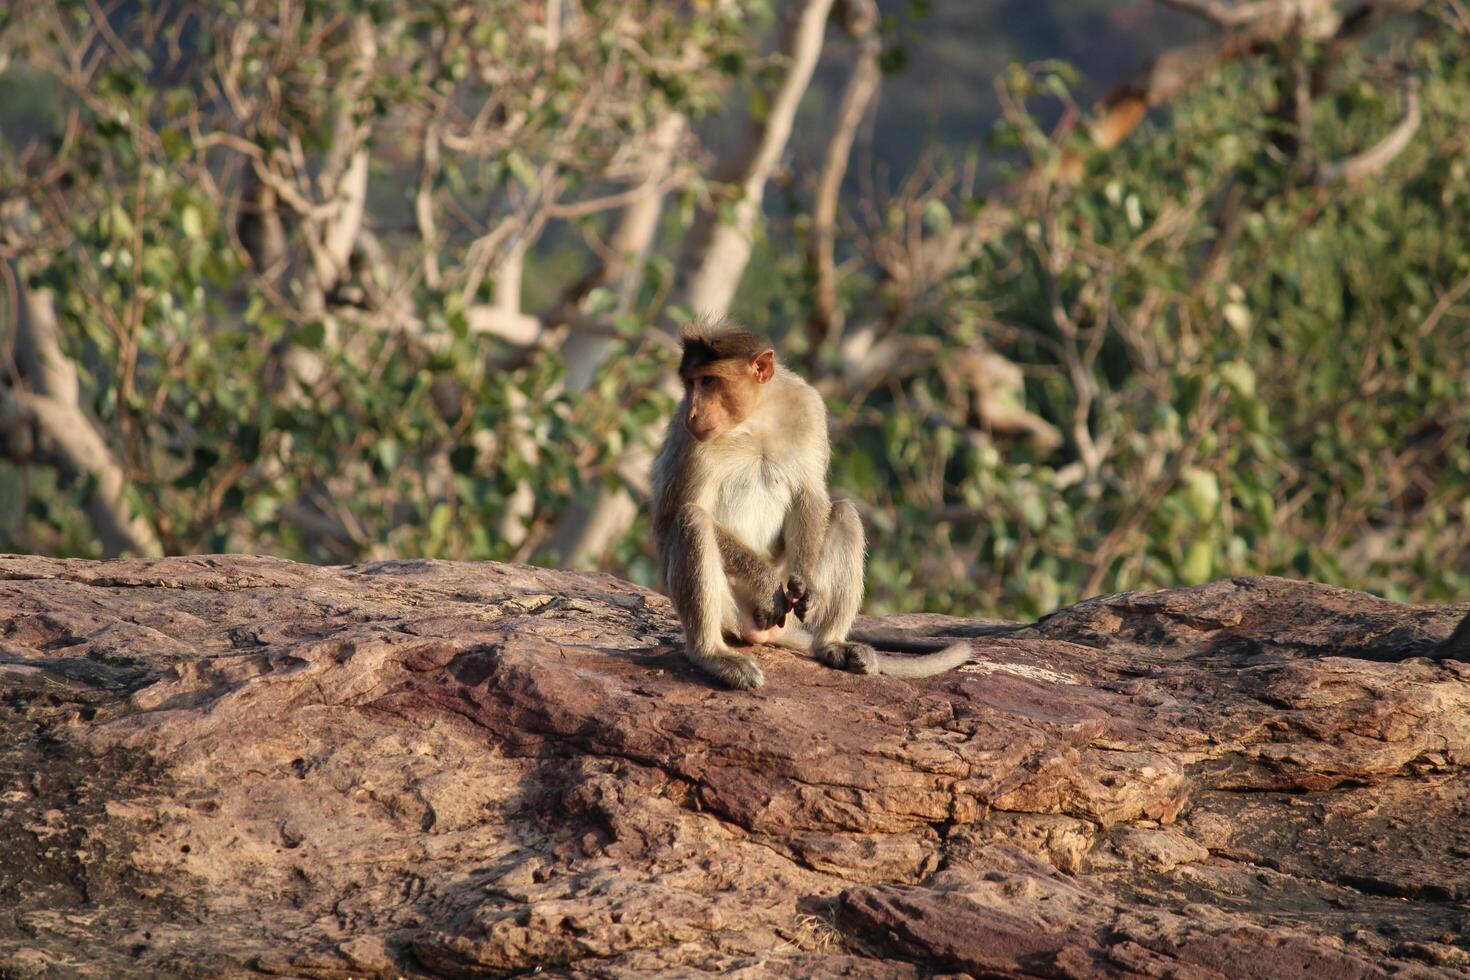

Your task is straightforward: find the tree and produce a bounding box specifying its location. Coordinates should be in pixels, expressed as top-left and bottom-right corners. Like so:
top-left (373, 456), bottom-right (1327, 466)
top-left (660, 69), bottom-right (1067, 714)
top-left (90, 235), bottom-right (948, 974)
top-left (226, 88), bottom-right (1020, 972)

top-left (1, 0), bottom-right (1465, 616)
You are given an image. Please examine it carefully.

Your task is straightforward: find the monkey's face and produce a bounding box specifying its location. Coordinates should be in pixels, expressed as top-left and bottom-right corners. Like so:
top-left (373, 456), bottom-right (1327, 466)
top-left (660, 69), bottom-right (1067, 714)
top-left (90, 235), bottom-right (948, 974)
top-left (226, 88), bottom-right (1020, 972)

top-left (682, 351), bottom-right (775, 442)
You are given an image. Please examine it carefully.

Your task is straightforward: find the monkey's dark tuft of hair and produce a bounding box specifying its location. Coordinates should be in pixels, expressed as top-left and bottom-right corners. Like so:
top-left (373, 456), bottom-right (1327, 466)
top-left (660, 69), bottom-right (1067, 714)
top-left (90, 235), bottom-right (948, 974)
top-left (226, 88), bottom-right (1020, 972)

top-left (678, 315), bottom-right (771, 374)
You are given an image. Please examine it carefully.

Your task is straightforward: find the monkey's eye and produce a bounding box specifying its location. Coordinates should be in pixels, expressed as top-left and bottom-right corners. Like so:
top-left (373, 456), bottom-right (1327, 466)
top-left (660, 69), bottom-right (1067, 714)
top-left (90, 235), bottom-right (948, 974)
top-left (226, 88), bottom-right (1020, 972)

top-left (698, 376), bottom-right (718, 390)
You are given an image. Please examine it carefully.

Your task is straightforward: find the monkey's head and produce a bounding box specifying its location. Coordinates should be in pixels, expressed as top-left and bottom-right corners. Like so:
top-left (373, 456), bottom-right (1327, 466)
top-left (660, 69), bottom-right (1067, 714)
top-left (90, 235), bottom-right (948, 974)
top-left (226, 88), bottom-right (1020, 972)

top-left (677, 318), bottom-right (776, 442)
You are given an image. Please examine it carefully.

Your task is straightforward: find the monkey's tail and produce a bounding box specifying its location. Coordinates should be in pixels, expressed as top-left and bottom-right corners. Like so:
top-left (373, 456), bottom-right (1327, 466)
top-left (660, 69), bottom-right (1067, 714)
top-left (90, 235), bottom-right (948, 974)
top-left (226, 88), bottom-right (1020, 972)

top-left (1436, 609), bottom-right (1470, 660)
top-left (849, 632), bottom-right (974, 678)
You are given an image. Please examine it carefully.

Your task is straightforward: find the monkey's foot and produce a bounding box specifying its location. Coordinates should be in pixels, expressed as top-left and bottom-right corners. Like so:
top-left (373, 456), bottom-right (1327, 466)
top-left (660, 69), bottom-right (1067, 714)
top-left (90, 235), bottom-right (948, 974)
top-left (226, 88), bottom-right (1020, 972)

top-left (690, 650), bottom-right (765, 690)
top-left (815, 641), bottom-right (878, 675)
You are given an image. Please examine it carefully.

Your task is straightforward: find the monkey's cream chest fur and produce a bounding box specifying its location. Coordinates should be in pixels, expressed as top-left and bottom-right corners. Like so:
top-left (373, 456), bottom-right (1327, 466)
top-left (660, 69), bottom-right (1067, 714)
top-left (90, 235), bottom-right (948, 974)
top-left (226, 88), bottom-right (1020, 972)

top-left (700, 434), bottom-right (798, 559)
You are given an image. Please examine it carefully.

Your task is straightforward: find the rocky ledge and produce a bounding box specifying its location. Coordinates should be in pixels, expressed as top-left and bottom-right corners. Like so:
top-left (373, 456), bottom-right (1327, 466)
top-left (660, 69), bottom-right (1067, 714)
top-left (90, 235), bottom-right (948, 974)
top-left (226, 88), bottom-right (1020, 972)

top-left (1, 555), bottom-right (1468, 978)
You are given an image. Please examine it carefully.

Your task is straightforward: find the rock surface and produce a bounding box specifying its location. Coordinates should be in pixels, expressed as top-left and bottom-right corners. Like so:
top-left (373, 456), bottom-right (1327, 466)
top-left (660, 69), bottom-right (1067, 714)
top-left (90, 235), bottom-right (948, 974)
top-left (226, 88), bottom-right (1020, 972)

top-left (0, 554), bottom-right (1468, 978)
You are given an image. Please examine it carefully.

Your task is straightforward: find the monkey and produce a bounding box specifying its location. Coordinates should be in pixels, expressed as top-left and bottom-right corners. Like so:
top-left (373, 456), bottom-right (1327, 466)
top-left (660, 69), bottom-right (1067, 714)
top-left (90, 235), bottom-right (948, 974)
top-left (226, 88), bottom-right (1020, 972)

top-left (650, 316), bottom-right (973, 690)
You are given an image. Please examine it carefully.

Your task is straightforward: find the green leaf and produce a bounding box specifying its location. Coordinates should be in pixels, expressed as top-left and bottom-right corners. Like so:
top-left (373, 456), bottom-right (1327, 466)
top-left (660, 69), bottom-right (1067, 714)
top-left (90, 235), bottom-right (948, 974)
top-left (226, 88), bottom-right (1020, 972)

top-left (583, 287), bottom-right (618, 316)
top-left (297, 320), bottom-right (327, 351)
top-left (180, 204), bottom-right (204, 241)
top-left (921, 199), bottom-right (952, 234)
top-left (1218, 360), bottom-right (1256, 400)
top-left (1181, 468), bottom-right (1221, 521)
top-left (160, 128), bottom-right (191, 161)
top-left (1181, 538), bottom-right (1214, 584)
top-left (376, 438), bottom-right (401, 473)
top-left (427, 502), bottom-right (452, 549)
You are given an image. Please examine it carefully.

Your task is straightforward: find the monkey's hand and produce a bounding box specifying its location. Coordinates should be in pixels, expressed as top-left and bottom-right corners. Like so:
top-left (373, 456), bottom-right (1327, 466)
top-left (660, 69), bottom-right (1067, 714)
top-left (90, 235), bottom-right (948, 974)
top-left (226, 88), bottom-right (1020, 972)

top-left (785, 575), bottom-right (814, 623)
top-left (750, 578), bottom-right (792, 631)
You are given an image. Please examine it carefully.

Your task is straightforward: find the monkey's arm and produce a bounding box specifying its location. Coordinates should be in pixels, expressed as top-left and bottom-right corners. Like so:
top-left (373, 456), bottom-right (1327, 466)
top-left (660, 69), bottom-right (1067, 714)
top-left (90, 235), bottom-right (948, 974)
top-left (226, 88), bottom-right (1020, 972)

top-left (649, 419), bottom-right (694, 553)
top-left (711, 528), bottom-right (782, 599)
top-left (778, 486), bottom-right (831, 621)
top-left (780, 486), bottom-right (828, 580)
top-left (711, 523), bottom-right (786, 619)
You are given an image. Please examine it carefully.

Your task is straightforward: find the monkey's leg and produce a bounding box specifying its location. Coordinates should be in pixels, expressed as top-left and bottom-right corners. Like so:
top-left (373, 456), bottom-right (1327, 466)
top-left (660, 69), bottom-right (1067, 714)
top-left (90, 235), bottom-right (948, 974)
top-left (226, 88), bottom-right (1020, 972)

top-left (800, 501), bottom-right (881, 676)
top-left (783, 503), bottom-right (971, 678)
top-left (667, 504), bottom-right (765, 690)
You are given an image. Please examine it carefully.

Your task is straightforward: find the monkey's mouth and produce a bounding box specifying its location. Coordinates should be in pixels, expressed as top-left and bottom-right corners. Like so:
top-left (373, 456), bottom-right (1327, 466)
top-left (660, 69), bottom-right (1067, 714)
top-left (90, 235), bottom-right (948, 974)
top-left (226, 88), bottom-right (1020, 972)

top-left (687, 423), bottom-right (719, 442)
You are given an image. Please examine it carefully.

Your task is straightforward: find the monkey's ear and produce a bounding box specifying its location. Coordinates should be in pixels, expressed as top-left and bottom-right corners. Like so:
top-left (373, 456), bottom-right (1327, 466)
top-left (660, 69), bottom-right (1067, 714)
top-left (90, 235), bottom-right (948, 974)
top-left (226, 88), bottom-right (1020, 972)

top-left (750, 349), bottom-right (776, 384)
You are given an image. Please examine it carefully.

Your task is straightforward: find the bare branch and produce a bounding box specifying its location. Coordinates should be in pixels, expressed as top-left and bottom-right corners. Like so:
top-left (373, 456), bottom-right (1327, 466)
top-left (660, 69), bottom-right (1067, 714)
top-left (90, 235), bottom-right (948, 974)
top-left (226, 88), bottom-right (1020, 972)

top-left (887, 0), bottom-right (1414, 312)
top-left (550, 112), bottom-right (687, 392)
top-left (807, 0), bottom-right (881, 368)
top-left (1155, 0), bottom-right (1287, 25)
top-left (319, 148), bottom-right (371, 288)
top-left (1416, 268), bottom-right (1470, 338)
top-left (674, 0), bottom-right (839, 318)
top-left (313, 16), bottom-right (378, 295)
top-left (544, 0), bottom-right (563, 54)
top-left (545, 173), bottom-right (685, 220)
top-left (416, 121), bottom-right (443, 290)
top-left (466, 305), bottom-right (543, 347)
top-left (0, 221), bottom-right (162, 557)
top-left (1316, 76), bottom-right (1421, 182)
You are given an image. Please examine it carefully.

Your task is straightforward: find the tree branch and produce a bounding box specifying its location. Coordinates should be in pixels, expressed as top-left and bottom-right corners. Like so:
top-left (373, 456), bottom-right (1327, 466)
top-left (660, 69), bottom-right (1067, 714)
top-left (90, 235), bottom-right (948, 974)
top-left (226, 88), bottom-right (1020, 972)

top-left (1315, 76), bottom-right (1421, 182)
top-left (551, 112), bottom-right (687, 390)
top-left (858, 0), bottom-right (1413, 332)
top-left (1155, 0), bottom-right (1287, 25)
top-left (807, 0), bottom-right (881, 370)
top-left (0, 218), bottom-right (162, 557)
top-left (673, 0), bottom-right (839, 318)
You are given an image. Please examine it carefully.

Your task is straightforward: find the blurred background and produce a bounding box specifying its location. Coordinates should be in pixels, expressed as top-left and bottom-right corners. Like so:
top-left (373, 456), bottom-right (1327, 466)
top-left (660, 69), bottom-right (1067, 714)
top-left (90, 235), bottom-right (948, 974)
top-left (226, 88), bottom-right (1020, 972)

top-left (1, 0), bottom-right (1466, 617)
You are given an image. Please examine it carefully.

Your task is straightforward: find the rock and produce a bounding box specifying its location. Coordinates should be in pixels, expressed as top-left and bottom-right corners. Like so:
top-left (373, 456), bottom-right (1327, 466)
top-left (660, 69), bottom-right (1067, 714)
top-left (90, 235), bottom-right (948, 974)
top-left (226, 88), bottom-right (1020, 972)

top-left (1101, 826), bottom-right (1211, 873)
top-left (0, 555), bottom-right (1467, 976)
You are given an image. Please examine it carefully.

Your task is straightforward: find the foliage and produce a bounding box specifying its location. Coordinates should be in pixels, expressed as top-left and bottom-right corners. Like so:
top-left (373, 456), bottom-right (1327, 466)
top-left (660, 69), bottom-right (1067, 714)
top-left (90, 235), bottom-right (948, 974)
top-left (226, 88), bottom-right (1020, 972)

top-left (819, 28), bottom-right (1470, 616)
top-left (1, 0), bottom-right (745, 561)
top-left (2, 1), bottom-right (1466, 621)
